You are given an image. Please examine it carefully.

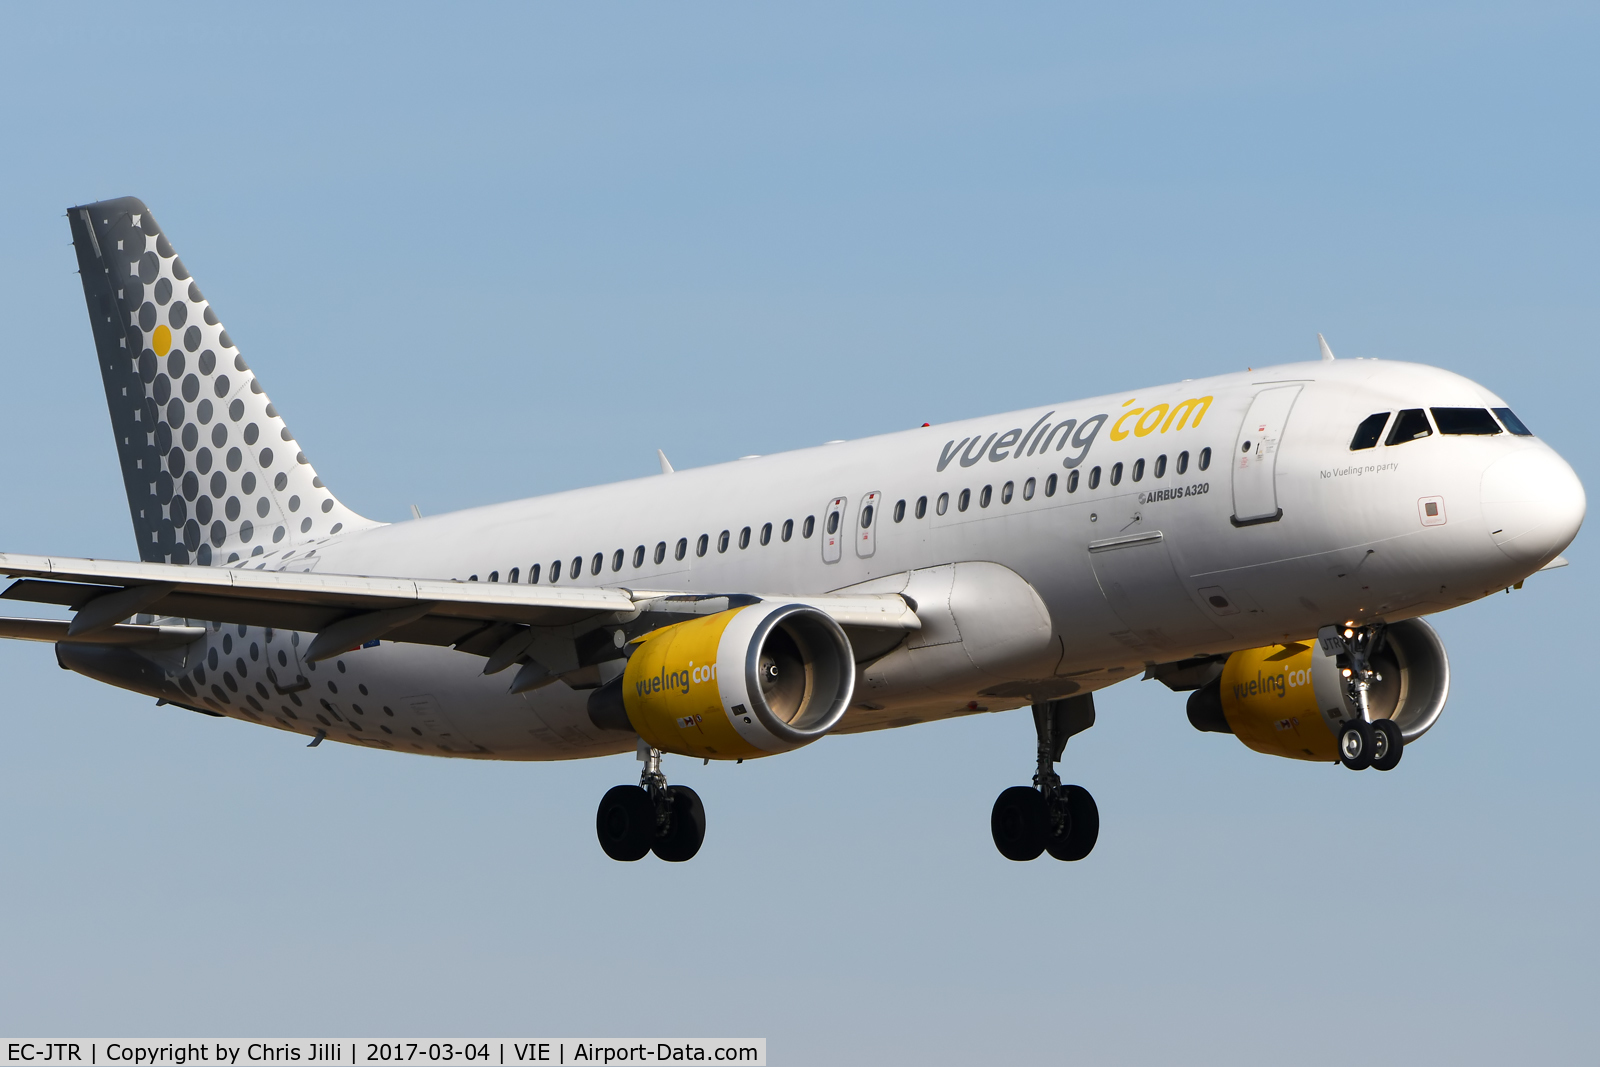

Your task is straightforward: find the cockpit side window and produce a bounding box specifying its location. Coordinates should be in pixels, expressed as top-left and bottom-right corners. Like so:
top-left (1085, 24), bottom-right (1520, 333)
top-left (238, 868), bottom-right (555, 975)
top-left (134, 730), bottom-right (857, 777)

top-left (1349, 412), bottom-right (1391, 451)
top-left (1385, 408), bottom-right (1433, 446)
top-left (1493, 407), bottom-right (1534, 436)
top-left (1431, 407), bottom-right (1501, 435)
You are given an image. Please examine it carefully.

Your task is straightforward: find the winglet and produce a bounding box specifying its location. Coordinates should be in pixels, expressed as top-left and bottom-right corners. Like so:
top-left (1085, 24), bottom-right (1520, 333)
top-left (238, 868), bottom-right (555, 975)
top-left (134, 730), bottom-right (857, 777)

top-left (658, 449), bottom-right (674, 475)
top-left (1318, 333), bottom-right (1336, 361)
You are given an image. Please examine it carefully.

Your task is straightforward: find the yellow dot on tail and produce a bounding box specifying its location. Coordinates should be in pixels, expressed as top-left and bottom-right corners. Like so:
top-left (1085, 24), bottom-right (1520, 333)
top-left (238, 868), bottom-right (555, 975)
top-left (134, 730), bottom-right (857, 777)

top-left (152, 325), bottom-right (172, 356)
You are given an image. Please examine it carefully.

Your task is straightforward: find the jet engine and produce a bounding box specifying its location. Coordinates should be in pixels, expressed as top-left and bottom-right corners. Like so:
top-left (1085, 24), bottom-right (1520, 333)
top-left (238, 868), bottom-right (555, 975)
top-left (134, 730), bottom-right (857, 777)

top-left (587, 602), bottom-right (855, 760)
top-left (1185, 618), bottom-right (1450, 761)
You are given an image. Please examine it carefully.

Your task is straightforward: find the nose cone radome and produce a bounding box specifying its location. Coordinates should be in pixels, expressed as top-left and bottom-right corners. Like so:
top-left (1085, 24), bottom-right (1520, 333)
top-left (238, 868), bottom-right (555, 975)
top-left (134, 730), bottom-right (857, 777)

top-left (1480, 447), bottom-right (1586, 565)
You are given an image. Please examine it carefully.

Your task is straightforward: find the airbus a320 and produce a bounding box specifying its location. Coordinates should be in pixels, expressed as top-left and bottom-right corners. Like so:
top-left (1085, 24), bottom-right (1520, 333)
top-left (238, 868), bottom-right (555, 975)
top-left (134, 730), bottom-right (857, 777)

top-left (3, 197), bottom-right (1582, 863)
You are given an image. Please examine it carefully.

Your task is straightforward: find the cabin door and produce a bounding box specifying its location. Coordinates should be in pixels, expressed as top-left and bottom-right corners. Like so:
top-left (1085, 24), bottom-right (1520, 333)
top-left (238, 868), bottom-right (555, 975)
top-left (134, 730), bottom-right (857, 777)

top-left (1231, 385), bottom-right (1303, 525)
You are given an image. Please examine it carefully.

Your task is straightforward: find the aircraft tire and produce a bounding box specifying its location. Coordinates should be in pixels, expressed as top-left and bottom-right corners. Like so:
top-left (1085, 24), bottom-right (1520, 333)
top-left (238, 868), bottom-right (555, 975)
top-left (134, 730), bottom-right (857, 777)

top-left (1338, 719), bottom-right (1375, 771)
top-left (597, 784), bottom-right (655, 861)
top-left (991, 785), bottom-right (1049, 861)
top-left (1045, 785), bottom-right (1099, 861)
top-left (1370, 719), bottom-right (1404, 772)
top-left (651, 785), bottom-right (707, 863)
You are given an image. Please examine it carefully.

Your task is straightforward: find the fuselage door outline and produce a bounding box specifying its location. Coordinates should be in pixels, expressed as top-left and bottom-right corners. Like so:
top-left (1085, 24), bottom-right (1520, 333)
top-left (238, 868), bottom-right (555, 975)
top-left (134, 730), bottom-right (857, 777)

top-left (822, 497), bottom-right (847, 563)
top-left (856, 491), bottom-right (881, 559)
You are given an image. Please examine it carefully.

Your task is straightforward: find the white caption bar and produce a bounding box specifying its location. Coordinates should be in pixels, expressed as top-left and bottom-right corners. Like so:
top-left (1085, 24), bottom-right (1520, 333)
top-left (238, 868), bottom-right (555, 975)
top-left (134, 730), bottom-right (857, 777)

top-left (3, 1043), bottom-right (765, 1067)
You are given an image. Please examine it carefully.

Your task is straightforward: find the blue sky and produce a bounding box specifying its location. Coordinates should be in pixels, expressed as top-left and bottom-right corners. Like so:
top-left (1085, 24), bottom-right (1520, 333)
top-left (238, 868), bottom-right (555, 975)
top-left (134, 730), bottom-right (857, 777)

top-left (0, 3), bottom-right (1595, 1063)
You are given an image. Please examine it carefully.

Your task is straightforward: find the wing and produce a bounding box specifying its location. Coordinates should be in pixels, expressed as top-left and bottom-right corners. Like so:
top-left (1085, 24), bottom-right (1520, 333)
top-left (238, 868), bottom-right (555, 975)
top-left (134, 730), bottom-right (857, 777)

top-left (0, 553), bottom-right (919, 677)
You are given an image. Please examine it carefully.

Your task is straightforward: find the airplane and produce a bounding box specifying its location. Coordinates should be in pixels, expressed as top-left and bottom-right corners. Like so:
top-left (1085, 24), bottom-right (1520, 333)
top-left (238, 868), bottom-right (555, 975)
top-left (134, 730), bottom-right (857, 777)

top-left (1, 196), bottom-right (1583, 863)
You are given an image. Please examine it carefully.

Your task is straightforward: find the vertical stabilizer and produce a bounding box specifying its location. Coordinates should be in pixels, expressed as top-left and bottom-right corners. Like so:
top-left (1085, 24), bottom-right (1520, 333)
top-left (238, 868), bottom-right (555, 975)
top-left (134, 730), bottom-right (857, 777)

top-left (67, 198), bottom-right (379, 565)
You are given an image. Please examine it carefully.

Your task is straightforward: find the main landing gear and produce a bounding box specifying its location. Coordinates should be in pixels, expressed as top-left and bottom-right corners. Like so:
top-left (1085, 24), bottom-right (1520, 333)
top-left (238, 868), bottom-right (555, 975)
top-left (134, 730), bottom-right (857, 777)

top-left (596, 742), bottom-right (706, 862)
top-left (1320, 623), bottom-right (1403, 773)
top-left (991, 694), bottom-right (1099, 862)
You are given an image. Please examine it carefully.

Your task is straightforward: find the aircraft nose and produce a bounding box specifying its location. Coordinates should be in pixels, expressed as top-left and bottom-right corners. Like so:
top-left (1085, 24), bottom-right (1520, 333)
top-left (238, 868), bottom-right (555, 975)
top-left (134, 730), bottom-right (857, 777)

top-left (1480, 447), bottom-right (1586, 565)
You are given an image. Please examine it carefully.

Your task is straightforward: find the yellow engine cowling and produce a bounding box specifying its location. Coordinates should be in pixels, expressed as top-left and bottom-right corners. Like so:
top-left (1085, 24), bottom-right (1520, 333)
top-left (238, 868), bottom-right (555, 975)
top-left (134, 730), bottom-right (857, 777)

top-left (588, 602), bottom-right (856, 760)
top-left (1186, 617), bottom-right (1451, 761)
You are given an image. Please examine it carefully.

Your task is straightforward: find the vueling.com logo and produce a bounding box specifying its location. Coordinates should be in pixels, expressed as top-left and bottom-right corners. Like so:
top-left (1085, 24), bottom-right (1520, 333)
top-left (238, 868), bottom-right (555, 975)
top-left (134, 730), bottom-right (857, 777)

top-left (934, 394), bottom-right (1213, 473)
top-left (636, 661), bottom-right (718, 698)
top-left (1109, 395), bottom-right (1212, 441)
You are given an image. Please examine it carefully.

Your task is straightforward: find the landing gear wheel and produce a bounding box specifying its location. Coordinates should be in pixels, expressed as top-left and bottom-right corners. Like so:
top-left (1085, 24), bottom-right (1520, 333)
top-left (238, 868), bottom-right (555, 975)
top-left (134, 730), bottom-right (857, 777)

top-left (596, 784), bottom-right (655, 861)
top-left (1370, 718), bottom-right (1403, 771)
top-left (651, 784), bottom-right (707, 862)
top-left (992, 785), bottom-right (1049, 861)
top-left (1045, 785), bottom-right (1099, 861)
top-left (1338, 719), bottom-right (1375, 771)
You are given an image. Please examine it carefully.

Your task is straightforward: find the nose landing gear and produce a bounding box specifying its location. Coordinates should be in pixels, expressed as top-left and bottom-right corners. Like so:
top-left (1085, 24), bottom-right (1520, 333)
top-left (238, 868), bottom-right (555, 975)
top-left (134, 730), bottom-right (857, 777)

top-left (990, 694), bottom-right (1099, 862)
top-left (1321, 623), bottom-right (1404, 772)
top-left (596, 742), bottom-right (706, 862)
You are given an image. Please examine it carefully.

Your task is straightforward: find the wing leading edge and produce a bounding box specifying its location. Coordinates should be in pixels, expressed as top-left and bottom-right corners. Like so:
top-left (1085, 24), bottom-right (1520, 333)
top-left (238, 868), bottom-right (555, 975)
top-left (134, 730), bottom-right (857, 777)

top-left (0, 553), bottom-right (919, 670)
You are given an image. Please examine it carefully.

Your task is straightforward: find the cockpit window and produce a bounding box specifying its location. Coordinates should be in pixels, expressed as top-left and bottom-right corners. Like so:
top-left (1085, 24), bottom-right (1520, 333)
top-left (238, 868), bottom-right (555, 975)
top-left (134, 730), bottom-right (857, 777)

top-left (1385, 408), bottom-right (1433, 446)
top-left (1431, 407), bottom-right (1501, 435)
top-left (1349, 412), bottom-right (1390, 451)
top-left (1493, 407), bottom-right (1534, 436)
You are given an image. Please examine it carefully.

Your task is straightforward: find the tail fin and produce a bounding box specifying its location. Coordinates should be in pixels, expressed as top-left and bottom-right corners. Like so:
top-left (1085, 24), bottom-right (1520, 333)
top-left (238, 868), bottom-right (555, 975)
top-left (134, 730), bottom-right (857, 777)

top-left (67, 197), bottom-right (378, 565)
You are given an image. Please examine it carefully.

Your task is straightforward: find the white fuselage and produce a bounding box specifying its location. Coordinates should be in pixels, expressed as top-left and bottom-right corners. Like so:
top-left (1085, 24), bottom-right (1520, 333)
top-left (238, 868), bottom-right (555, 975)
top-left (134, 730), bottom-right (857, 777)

top-left (175, 358), bottom-right (1582, 761)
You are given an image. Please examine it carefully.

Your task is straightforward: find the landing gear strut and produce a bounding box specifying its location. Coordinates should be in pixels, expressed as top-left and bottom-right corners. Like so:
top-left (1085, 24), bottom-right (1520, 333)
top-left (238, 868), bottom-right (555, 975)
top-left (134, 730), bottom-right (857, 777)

top-left (991, 694), bottom-right (1099, 862)
top-left (596, 742), bottom-right (706, 862)
top-left (1320, 623), bottom-right (1403, 772)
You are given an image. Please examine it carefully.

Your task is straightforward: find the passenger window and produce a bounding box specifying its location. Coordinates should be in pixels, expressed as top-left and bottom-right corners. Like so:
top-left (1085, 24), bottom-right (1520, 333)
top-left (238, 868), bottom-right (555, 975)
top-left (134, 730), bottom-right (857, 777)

top-left (571, 556), bottom-right (582, 580)
top-left (782, 519), bottom-right (794, 541)
top-left (488, 571), bottom-right (499, 582)
top-left (718, 530), bottom-right (730, 552)
top-left (803, 516), bottom-right (815, 538)
top-left (1088, 466), bottom-right (1102, 489)
top-left (1198, 447), bottom-right (1211, 471)
top-left (550, 559), bottom-right (562, 582)
top-left (612, 549), bottom-right (624, 571)
top-left (1001, 481), bottom-right (1013, 504)
top-left (1153, 455), bottom-right (1166, 478)
top-left (1132, 459), bottom-right (1145, 482)
top-left (915, 496), bottom-right (927, 518)
top-left (1022, 478), bottom-right (1035, 501)
top-left (676, 538), bottom-right (688, 561)
top-left (696, 535), bottom-right (708, 557)
top-left (978, 486), bottom-right (991, 507)
top-left (509, 567), bottom-right (519, 583)
top-left (1061, 470), bottom-right (1073, 494)
top-left (860, 504), bottom-right (874, 527)
top-left (590, 553), bottom-right (602, 576)
top-left (761, 522), bottom-right (772, 545)
top-left (1349, 412), bottom-right (1391, 450)
top-left (1110, 462), bottom-right (1123, 486)
top-left (936, 493), bottom-right (949, 515)
top-left (1176, 450), bottom-right (1189, 475)
top-left (826, 512), bottom-right (840, 535)
top-left (1431, 407), bottom-right (1501, 435)
top-left (738, 527), bottom-right (751, 549)
top-left (654, 542), bottom-right (667, 565)
top-left (1386, 408), bottom-right (1433, 446)
top-left (958, 489), bottom-right (971, 512)
top-left (1493, 407), bottom-right (1533, 436)
top-left (633, 545), bottom-right (645, 567)
top-left (468, 575), bottom-right (478, 582)
top-left (528, 563), bottom-right (540, 584)
top-left (893, 499), bottom-right (906, 522)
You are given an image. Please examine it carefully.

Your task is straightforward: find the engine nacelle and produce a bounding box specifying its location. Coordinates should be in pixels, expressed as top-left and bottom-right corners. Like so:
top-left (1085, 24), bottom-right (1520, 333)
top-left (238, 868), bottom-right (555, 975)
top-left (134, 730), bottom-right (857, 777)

top-left (1186, 617), bottom-right (1450, 761)
top-left (588, 602), bottom-right (855, 760)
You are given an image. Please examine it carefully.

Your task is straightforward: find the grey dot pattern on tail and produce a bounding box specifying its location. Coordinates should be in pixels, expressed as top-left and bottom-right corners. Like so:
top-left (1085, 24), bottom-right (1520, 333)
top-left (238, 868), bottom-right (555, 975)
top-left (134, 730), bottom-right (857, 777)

top-left (77, 200), bottom-right (377, 568)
